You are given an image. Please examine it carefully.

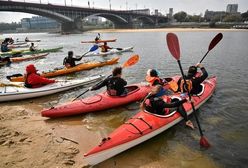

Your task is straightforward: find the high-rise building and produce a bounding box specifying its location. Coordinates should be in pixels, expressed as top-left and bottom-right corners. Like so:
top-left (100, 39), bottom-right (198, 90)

top-left (226, 4), bottom-right (238, 13)
top-left (21, 16), bottom-right (60, 29)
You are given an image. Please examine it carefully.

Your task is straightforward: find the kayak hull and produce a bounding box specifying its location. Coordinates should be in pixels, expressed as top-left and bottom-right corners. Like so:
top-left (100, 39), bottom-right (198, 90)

top-left (0, 75), bottom-right (103, 102)
top-left (83, 76), bottom-right (217, 166)
top-left (1, 47), bottom-right (62, 57)
top-left (10, 53), bottom-right (49, 63)
top-left (81, 39), bottom-right (117, 43)
top-left (8, 57), bottom-right (119, 82)
top-left (85, 47), bottom-right (134, 57)
top-left (41, 83), bottom-right (152, 118)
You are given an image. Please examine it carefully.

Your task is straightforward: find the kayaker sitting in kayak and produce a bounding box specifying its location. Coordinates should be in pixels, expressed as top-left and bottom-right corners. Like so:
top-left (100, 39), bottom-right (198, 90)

top-left (63, 51), bottom-right (83, 68)
top-left (177, 63), bottom-right (208, 95)
top-left (140, 85), bottom-right (194, 129)
top-left (29, 43), bottom-right (37, 52)
top-left (89, 67), bottom-right (127, 96)
top-left (1, 39), bottom-right (11, 52)
top-left (100, 42), bottom-right (112, 52)
top-left (24, 64), bottom-right (56, 88)
top-left (146, 69), bottom-right (164, 86)
top-left (25, 37), bottom-right (29, 42)
top-left (0, 56), bottom-right (11, 66)
top-left (145, 69), bottom-right (175, 95)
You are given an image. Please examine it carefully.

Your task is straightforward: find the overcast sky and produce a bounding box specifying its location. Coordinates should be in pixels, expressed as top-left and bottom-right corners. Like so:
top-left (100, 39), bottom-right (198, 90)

top-left (0, 0), bottom-right (247, 23)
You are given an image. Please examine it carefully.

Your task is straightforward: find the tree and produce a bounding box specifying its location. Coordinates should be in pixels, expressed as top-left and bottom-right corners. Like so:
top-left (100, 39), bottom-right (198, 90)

top-left (223, 14), bottom-right (242, 22)
top-left (173, 11), bottom-right (187, 22)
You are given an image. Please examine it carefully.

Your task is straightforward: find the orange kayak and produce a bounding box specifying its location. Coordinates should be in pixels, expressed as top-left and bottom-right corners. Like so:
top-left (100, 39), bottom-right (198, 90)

top-left (81, 39), bottom-right (117, 44)
top-left (10, 53), bottom-right (49, 63)
top-left (8, 57), bottom-right (120, 82)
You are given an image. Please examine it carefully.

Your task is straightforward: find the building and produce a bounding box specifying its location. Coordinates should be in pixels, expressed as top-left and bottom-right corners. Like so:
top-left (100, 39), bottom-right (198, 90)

top-left (226, 4), bottom-right (238, 13)
top-left (86, 15), bottom-right (102, 24)
top-left (204, 10), bottom-right (226, 21)
top-left (129, 9), bottom-right (150, 15)
top-left (21, 16), bottom-right (60, 30)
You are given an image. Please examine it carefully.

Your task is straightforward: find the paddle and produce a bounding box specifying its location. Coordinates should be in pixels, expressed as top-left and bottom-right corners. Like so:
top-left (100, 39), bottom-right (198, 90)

top-left (0, 82), bottom-right (23, 87)
top-left (200, 33), bottom-right (223, 63)
top-left (80, 45), bottom-right (98, 58)
top-left (72, 54), bottom-right (140, 101)
top-left (166, 33), bottom-right (210, 148)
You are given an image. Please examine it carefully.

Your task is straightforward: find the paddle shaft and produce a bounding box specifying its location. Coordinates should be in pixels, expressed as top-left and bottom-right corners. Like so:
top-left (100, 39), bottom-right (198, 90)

top-left (72, 89), bottom-right (90, 101)
top-left (199, 50), bottom-right (209, 63)
top-left (177, 60), bottom-right (204, 136)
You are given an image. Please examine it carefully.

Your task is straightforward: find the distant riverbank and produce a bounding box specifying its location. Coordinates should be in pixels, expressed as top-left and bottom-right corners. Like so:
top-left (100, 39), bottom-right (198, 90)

top-left (89, 28), bottom-right (248, 33)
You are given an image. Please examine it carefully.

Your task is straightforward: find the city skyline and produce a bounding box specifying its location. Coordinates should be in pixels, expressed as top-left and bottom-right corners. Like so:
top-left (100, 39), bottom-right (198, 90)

top-left (0, 0), bottom-right (247, 23)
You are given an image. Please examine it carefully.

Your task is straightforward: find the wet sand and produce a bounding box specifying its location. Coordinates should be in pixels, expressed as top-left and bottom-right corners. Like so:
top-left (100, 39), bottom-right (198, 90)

top-left (0, 98), bottom-right (220, 168)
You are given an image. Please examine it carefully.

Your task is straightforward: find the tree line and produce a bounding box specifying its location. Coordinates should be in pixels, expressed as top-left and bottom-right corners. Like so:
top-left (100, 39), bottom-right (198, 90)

top-left (173, 11), bottom-right (248, 22)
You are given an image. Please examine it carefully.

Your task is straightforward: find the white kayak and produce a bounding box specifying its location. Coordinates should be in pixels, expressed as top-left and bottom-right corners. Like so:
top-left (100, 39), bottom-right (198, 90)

top-left (85, 46), bottom-right (134, 57)
top-left (0, 75), bottom-right (104, 102)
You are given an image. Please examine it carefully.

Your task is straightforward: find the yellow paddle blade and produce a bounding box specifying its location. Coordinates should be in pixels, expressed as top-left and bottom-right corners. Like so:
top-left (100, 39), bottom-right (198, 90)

top-left (122, 54), bottom-right (139, 68)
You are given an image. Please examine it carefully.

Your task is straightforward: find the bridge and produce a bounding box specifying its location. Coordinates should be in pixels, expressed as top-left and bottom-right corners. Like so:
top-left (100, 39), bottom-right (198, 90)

top-left (0, 1), bottom-right (168, 32)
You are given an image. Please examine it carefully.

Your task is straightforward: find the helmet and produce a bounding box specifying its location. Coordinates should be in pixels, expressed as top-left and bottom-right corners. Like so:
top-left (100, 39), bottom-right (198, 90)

top-left (26, 64), bottom-right (37, 74)
top-left (68, 51), bottom-right (73, 57)
top-left (188, 66), bottom-right (197, 76)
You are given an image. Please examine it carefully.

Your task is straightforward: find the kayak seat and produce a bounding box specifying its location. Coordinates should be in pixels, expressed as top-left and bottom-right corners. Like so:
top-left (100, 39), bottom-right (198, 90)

top-left (106, 85), bottom-right (139, 97)
top-left (81, 95), bottom-right (102, 104)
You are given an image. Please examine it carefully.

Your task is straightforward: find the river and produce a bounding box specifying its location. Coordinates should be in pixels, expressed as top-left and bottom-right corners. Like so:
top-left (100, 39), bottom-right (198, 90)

top-left (1, 29), bottom-right (248, 167)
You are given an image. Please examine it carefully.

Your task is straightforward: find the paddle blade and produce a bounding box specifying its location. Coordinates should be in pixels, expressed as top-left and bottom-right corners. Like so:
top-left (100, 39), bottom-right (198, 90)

top-left (89, 45), bottom-right (98, 52)
top-left (166, 33), bottom-right (180, 60)
top-left (200, 136), bottom-right (211, 148)
top-left (122, 54), bottom-right (139, 68)
top-left (208, 33), bottom-right (223, 51)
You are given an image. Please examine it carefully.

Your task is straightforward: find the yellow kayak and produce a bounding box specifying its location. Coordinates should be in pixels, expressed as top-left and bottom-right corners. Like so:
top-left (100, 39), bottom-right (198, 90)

top-left (8, 57), bottom-right (120, 82)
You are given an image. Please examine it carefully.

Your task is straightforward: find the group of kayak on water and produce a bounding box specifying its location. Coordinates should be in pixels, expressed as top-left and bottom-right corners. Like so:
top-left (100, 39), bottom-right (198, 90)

top-left (0, 37), bottom-right (38, 65)
top-left (23, 51), bottom-right (208, 130)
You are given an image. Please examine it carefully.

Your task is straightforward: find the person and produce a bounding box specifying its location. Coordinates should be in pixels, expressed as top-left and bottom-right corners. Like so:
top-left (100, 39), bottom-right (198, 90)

top-left (90, 67), bottom-right (127, 96)
top-left (24, 64), bottom-right (55, 88)
top-left (145, 69), bottom-right (164, 86)
top-left (95, 33), bottom-right (101, 42)
top-left (140, 85), bottom-right (194, 129)
top-left (29, 43), bottom-right (36, 52)
top-left (1, 39), bottom-right (11, 52)
top-left (100, 42), bottom-right (112, 52)
top-left (178, 63), bottom-right (208, 95)
top-left (63, 51), bottom-right (83, 68)
top-left (0, 56), bottom-right (11, 66)
top-left (25, 37), bottom-right (29, 42)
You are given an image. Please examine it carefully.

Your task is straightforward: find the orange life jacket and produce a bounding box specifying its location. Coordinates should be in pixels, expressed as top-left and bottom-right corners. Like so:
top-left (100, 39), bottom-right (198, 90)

top-left (179, 79), bottom-right (193, 93)
top-left (145, 76), bottom-right (163, 86)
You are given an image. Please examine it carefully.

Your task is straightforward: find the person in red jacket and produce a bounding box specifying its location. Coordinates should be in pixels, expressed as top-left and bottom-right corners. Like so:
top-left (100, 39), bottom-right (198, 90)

top-left (24, 64), bottom-right (55, 88)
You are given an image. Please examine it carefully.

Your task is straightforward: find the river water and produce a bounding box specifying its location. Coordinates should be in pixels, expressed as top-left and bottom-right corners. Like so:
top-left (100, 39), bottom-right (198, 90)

top-left (1, 29), bottom-right (248, 167)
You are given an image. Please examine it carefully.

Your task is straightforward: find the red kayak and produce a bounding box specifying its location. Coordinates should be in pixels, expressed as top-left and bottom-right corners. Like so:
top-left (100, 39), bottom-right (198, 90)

top-left (83, 76), bottom-right (217, 166)
top-left (41, 77), bottom-right (178, 118)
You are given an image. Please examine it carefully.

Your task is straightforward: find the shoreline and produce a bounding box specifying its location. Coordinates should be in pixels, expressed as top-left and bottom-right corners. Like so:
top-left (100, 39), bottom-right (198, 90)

top-left (88, 28), bottom-right (248, 33)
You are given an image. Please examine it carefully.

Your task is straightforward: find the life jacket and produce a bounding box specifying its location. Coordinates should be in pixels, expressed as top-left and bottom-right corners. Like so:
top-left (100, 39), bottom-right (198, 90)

top-left (145, 76), bottom-right (163, 86)
top-left (145, 96), bottom-right (171, 115)
top-left (168, 80), bottom-right (178, 92)
top-left (106, 78), bottom-right (119, 96)
top-left (179, 78), bottom-right (194, 93)
top-left (101, 45), bottom-right (109, 52)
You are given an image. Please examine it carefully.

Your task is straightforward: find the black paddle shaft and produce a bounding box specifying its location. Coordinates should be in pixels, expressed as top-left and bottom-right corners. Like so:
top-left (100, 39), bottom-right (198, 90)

top-left (177, 60), bottom-right (204, 136)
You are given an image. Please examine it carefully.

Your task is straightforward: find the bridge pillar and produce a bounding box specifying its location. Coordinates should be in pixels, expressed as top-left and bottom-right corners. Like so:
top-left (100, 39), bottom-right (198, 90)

top-left (61, 18), bottom-right (83, 33)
